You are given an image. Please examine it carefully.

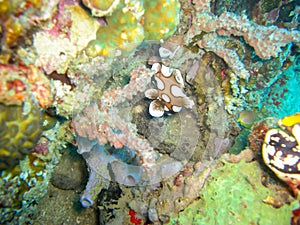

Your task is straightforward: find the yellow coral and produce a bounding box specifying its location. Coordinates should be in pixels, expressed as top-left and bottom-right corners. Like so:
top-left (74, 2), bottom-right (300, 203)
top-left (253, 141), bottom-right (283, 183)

top-left (82, 0), bottom-right (120, 17)
top-left (0, 102), bottom-right (43, 171)
top-left (144, 0), bottom-right (181, 40)
top-left (84, 0), bottom-right (180, 56)
top-left (85, 0), bottom-right (144, 57)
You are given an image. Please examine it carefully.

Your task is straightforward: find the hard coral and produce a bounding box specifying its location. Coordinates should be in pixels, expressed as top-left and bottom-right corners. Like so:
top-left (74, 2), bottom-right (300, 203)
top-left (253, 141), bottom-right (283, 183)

top-left (187, 10), bottom-right (300, 59)
top-left (143, 0), bottom-right (181, 40)
top-left (0, 102), bottom-right (43, 171)
top-left (0, 0), bottom-right (48, 63)
top-left (72, 65), bottom-right (156, 165)
top-left (82, 0), bottom-right (120, 17)
top-left (84, 0), bottom-right (144, 57)
top-left (0, 63), bottom-right (53, 108)
top-left (84, 0), bottom-right (181, 57)
top-left (34, 3), bottom-right (100, 74)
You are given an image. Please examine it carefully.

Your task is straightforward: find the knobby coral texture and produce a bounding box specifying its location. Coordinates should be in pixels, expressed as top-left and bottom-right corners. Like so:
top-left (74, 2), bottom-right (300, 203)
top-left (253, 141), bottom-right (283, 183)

top-left (72, 65), bottom-right (157, 168)
top-left (186, 0), bottom-right (300, 115)
top-left (83, 0), bottom-right (181, 57)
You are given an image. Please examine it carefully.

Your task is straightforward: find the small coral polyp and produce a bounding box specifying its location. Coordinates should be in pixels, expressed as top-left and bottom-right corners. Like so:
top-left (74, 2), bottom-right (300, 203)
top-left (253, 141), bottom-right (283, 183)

top-left (84, 0), bottom-right (180, 57)
top-left (85, 0), bottom-right (144, 57)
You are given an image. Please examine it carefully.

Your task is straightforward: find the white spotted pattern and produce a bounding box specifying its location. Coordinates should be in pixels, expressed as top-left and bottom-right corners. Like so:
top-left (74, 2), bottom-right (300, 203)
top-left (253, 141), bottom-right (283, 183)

top-left (171, 85), bottom-right (185, 97)
top-left (161, 93), bottom-right (171, 102)
top-left (155, 77), bottom-right (165, 90)
top-left (172, 105), bottom-right (182, 112)
top-left (174, 69), bottom-right (184, 85)
top-left (161, 64), bottom-right (172, 77)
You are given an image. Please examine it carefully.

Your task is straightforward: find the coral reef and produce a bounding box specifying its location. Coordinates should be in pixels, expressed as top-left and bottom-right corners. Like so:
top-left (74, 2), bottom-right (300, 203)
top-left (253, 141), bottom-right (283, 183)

top-left (168, 160), bottom-right (299, 224)
top-left (183, 0), bottom-right (300, 115)
top-left (262, 54), bottom-right (300, 118)
top-left (84, 0), bottom-right (144, 57)
top-left (84, 0), bottom-right (181, 57)
top-left (143, 0), bottom-right (181, 40)
top-left (73, 65), bottom-right (156, 165)
top-left (0, 119), bottom-right (72, 224)
top-left (1, 0), bottom-right (299, 224)
top-left (34, 3), bottom-right (100, 74)
top-left (192, 11), bottom-right (300, 59)
top-left (0, 102), bottom-right (43, 171)
top-left (71, 39), bottom-right (233, 210)
top-left (0, 63), bottom-right (53, 108)
top-left (72, 65), bottom-right (158, 206)
top-left (0, 0), bottom-right (51, 63)
top-left (0, 136), bottom-right (60, 224)
top-left (95, 161), bottom-right (216, 224)
top-left (82, 0), bottom-right (120, 17)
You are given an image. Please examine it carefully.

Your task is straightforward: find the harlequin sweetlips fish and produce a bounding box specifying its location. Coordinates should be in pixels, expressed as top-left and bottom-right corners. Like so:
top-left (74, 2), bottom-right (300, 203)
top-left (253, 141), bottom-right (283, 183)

top-left (145, 62), bottom-right (194, 117)
top-left (262, 113), bottom-right (300, 195)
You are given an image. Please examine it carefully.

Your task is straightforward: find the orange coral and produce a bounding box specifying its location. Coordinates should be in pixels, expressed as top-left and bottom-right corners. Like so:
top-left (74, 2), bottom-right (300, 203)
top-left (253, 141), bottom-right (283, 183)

top-left (0, 63), bottom-right (53, 108)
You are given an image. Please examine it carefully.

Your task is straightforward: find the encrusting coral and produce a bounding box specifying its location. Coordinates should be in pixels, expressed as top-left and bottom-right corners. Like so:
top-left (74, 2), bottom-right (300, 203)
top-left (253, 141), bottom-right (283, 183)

top-left (0, 102), bottom-right (43, 171)
top-left (184, 0), bottom-right (300, 115)
top-left (72, 65), bottom-right (158, 206)
top-left (0, 63), bottom-right (53, 108)
top-left (168, 160), bottom-right (298, 224)
top-left (84, 0), bottom-right (181, 57)
top-left (72, 65), bottom-right (157, 166)
top-left (190, 11), bottom-right (300, 59)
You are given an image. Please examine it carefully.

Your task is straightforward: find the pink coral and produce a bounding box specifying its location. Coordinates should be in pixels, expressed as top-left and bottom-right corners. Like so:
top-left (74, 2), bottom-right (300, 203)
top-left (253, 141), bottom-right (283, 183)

top-left (0, 63), bottom-right (53, 108)
top-left (31, 138), bottom-right (49, 156)
top-left (72, 65), bottom-right (157, 166)
top-left (186, 3), bottom-right (300, 59)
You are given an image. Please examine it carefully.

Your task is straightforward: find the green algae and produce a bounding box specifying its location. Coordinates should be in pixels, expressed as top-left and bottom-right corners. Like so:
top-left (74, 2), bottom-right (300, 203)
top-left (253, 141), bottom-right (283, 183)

top-left (168, 160), bottom-right (299, 225)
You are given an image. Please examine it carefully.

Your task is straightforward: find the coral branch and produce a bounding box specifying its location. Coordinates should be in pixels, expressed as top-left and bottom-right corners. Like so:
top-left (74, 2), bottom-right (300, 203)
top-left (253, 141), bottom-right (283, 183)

top-left (72, 66), bottom-right (157, 166)
top-left (186, 7), bottom-right (300, 59)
